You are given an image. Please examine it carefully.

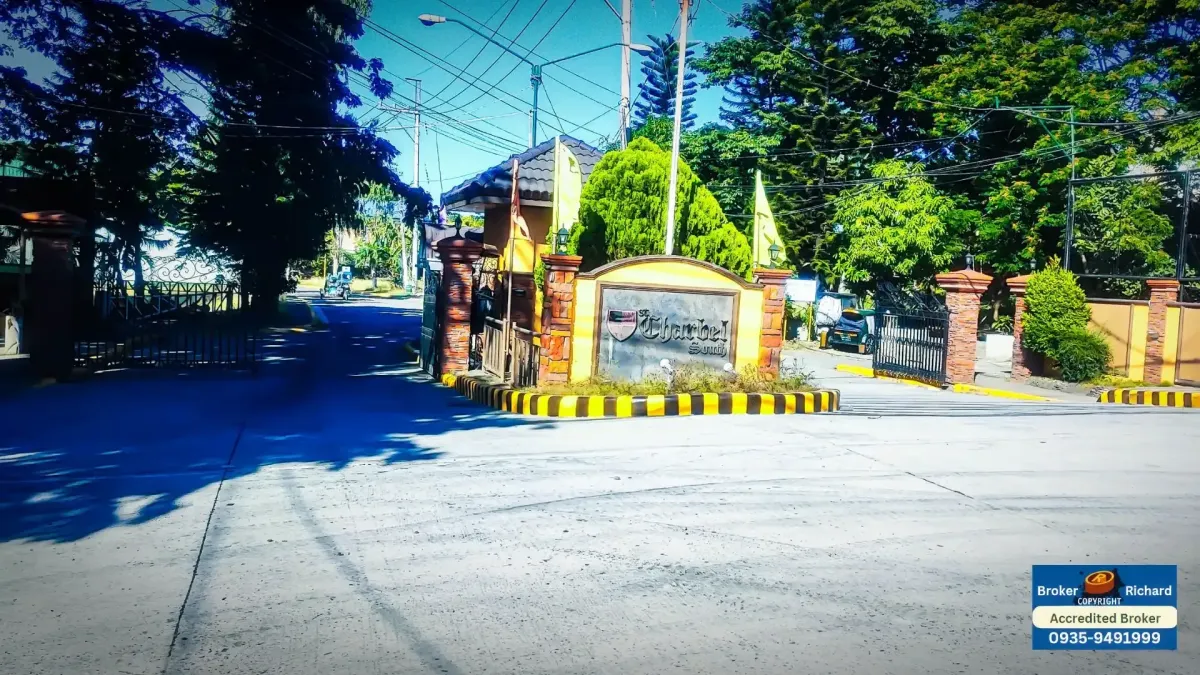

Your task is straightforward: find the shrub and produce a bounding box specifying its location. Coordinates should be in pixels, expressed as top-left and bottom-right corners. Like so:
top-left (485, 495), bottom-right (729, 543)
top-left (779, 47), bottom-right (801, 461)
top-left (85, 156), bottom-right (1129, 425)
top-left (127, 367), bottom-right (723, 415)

top-left (568, 137), bottom-right (753, 278)
top-left (529, 362), bottom-right (813, 395)
top-left (1022, 263), bottom-right (1091, 356)
top-left (1051, 329), bottom-right (1112, 383)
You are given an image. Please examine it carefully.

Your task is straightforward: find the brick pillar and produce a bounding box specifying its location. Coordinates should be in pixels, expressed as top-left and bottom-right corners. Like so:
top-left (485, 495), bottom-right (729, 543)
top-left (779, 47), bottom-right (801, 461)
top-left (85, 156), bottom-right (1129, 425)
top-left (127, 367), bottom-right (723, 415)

top-left (935, 269), bottom-right (992, 385)
top-left (1144, 278), bottom-right (1180, 385)
top-left (1006, 274), bottom-right (1034, 381)
top-left (436, 235), bottom-right (483, 375)
top-left (754, 268), bottom-right (790, 379)
top-left (26, 214), bottom-right (82, 380)
top-left (538, 254), bottom-right (582, 384)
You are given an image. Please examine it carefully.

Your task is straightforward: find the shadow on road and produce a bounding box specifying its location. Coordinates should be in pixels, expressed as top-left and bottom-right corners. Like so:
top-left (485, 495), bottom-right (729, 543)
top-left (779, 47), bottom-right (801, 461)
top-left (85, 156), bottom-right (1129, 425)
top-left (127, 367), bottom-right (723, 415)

top-left (0, 300), bottom-right (553, 544)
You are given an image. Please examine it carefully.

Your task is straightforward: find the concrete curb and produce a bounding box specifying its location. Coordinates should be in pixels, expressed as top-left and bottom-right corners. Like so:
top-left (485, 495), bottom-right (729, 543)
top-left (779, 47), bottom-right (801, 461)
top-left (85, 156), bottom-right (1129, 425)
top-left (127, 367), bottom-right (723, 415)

top-left (834, 364), bottom-right (942, 390)
top-left (834, 364), bottom-right (1056, 401)
top-left (1097, 389), bottom-right (1198, 407)
top-left (950, 383), bottom-right (1056, 402)
top-left (441, 373), bottom-right (840, 418)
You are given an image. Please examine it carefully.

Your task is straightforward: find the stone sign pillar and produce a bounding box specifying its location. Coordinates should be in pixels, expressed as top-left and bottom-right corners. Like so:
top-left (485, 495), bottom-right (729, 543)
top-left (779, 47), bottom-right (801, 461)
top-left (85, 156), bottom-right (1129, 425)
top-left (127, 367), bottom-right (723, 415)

top-left (1144, 278), bottom-right (1180, 384)
top-left (26, 213), bottom-right (83, 381)
top-left (538, 254), bottom-right (583, 384)
top-left (436, 235), bottom-right (483, 375)
top-left (754, 268), bottom-right (791, 379)
top-left (935, 269), bottom-right (992, 385)
top-left (1006, 274), bottom-right (1034, 381)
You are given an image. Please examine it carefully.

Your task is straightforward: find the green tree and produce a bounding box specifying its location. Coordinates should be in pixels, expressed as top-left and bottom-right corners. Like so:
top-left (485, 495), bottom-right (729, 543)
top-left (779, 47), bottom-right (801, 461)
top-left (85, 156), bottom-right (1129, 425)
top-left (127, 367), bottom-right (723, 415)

top-left (907, 1), bottom-right (1197, 276)
top-left (633, 34), bottom-right (699, 129)
top-left (1072, 156), bottom-right (1176, 298)
top-left (830, 160), bottom-right (970, 291)
top-left (568, 137), bottom-right (753, 278)
top-left (0, 0), bottom-right (201, 287)
top-left (695, 0), bottom-right (945, 277)
top-left (177, 0), bottom-right (407, 312)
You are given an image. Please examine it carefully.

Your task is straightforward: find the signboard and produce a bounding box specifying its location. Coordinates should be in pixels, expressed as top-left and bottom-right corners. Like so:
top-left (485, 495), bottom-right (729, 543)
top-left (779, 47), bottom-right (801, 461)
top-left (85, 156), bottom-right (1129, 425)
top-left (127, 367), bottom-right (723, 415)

top-left (785, 278), bottom-right (817, 303)
top-left (1032, 564), bottom-right (1177, 650)
top-left (595, 285), bottom-right (737, 381)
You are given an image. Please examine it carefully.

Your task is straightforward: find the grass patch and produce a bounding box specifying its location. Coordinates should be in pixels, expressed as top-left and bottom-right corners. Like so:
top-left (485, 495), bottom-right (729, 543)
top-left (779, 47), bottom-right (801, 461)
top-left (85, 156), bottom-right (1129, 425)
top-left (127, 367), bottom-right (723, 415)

top-left (1085, 374), bottom-right (1152, 388)
top-left (529, 363), bottom-right (815, 396)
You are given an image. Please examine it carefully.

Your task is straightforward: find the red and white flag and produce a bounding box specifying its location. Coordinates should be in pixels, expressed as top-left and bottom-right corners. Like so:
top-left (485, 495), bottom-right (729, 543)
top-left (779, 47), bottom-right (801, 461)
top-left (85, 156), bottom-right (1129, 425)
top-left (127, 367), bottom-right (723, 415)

top-left (510, 158), bottom-right (531, 241)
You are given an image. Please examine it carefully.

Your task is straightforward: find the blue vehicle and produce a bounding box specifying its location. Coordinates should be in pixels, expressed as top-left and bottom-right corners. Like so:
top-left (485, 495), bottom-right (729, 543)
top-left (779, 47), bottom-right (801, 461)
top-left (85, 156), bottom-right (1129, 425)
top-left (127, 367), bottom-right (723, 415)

top-left (321, 268), bottom-right (352, 300)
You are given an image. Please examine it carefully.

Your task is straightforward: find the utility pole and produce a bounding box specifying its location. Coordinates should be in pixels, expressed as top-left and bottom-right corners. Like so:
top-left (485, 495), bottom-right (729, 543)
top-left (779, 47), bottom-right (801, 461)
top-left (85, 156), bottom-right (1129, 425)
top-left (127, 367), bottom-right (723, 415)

top-left (663, 0), bottom-right (690, 256)
top-left (619, 0), bottom-right (632, 148)
top-left (405, 78), bottom-right (422, 292)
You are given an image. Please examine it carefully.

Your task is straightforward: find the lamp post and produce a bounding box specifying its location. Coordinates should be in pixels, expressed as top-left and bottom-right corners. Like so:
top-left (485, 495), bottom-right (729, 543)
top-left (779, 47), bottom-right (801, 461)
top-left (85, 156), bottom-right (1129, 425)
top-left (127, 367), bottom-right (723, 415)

top-left (418, 14), bottom-right (651, 148)
top-left (555, 226), bottom-right (570, 255)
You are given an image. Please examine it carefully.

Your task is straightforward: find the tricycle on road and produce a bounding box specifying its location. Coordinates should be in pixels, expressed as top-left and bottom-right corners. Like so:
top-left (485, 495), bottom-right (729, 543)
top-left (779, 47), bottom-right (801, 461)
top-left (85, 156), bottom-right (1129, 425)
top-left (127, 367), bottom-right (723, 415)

top-left (320, 269), bottom-right (352, 301)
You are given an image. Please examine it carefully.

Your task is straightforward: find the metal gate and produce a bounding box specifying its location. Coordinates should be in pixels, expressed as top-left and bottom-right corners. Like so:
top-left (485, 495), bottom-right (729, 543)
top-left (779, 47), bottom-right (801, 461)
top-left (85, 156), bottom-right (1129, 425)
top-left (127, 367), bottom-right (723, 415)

top-left (872, 284), bottom-right (950, 387)
top-left (75, 278), bottom-right (258, 369)
top-left (420, 269), bottom-right (443, 377)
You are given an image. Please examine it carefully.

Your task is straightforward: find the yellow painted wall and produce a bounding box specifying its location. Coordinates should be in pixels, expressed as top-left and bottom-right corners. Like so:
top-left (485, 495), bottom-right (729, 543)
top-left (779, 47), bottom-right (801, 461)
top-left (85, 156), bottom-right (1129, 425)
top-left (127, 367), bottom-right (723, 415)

top-left (484, 204), bottom-right (551, 274)
top-left (1127, 304), bottom-right (1149, 382)
top-left (569, 259), bottom-right (763, 382)
top-left (1161, 306), bottom-right (1180, 385)
top-left (1087, 301), bottom-right (1137, 374)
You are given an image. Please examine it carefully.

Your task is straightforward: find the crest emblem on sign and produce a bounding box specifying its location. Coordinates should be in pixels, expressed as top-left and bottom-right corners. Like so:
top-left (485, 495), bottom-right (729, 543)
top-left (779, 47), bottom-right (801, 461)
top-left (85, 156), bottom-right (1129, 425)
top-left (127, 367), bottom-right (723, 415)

top-left (606, 310), bottom-right (637, 342)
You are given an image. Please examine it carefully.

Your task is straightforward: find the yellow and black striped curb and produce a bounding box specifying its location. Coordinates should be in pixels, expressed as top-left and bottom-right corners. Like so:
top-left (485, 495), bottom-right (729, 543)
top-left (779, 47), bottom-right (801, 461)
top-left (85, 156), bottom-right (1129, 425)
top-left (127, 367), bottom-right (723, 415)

top-left (1097, 389), bottom-right (1199, 407)
top-left (440, 373), bottom-right (840, 417)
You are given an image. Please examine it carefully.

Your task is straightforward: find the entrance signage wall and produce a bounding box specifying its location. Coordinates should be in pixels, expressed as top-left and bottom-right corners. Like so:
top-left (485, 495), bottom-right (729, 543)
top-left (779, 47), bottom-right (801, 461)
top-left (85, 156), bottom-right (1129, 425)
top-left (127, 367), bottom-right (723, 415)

top-left (596, 285), bottom-right (737, 380)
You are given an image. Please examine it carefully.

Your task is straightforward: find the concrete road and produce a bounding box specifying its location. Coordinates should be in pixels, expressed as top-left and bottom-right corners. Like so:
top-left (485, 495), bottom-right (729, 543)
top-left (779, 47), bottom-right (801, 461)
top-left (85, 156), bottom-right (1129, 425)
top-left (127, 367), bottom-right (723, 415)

top-left (2, 293), bottom-right (1197, 675)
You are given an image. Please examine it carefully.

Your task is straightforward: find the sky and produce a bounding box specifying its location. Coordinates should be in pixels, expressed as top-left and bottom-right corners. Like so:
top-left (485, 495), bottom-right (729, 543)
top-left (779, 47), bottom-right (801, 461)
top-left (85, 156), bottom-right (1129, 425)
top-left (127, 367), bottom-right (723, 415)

top-left (362, 0), bottom-right (747, 200)
top-left (0, 0), bottom-right (747, 202)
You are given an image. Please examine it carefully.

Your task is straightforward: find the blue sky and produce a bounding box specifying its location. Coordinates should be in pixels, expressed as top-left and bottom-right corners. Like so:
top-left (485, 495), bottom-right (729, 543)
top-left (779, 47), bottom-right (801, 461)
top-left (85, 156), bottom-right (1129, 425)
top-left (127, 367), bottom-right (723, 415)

top-left (1, 0), bottom-right (747, 201)
top-left (364, 0), bottom-right (746, 198)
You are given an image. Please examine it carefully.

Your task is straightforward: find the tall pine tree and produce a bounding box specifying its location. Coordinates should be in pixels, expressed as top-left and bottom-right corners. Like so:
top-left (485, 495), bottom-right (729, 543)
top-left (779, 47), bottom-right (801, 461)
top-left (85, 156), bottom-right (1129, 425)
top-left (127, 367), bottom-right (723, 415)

top-left (633, 33), bottom-right (699, 129)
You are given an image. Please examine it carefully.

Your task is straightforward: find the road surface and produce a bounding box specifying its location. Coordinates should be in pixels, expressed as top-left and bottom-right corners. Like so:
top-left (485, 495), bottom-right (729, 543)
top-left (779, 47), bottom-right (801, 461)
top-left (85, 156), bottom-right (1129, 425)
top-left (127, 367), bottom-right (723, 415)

top-left (2, 292), bottom-right (1197, 675)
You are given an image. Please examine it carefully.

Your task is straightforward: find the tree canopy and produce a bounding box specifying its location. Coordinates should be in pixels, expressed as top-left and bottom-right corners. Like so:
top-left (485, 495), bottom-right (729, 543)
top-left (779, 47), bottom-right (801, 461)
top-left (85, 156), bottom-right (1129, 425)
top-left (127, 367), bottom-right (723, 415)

top-left (0, 0), bottom-right (431, 311)
top-left (690, 0), bottom-right (1200, 294)
top-left (633, 33), bottom-right (699, 130)
top-left (569, 137), bottom-right (753, 278)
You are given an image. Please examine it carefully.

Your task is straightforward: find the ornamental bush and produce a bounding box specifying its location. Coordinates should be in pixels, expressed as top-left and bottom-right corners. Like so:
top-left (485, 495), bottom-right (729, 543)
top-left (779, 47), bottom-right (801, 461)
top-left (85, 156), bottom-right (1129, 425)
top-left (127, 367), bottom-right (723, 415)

top-left (1022, 263), bottom-right (1091, 356)
top-left (1052, 329), bottom-right (1112, 382)
top-left (568, 137), bottom-right (753, 278)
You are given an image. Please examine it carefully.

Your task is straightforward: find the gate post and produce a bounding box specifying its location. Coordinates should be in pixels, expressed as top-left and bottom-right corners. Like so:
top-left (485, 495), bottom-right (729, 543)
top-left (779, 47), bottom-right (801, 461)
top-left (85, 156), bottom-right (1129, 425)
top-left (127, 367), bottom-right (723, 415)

top-left (1006, 274), bottom-right (1034, 381)
top-left (935, 269), bottom-right (992, 385)
top-left (1144, 278), bottom-right (1180, 385)
top-left (436, 235), bottom-right (483, 375)
top-left (538, 253), bottom-right (582, 385)
top-left (754, 268), bottom-right (791, 379)
top-left (25, 212), bottom-right (84, 381)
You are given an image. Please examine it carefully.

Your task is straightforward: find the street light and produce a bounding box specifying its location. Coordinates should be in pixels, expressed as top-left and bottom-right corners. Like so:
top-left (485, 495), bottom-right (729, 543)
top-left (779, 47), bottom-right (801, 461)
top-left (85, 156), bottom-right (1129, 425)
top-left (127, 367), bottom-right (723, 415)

top-left (418, 14), bottom-right (652, 147)
top-left (768, 242), bottom-right (781, 269)
top-left (555, 226), bottom-right (570, 255)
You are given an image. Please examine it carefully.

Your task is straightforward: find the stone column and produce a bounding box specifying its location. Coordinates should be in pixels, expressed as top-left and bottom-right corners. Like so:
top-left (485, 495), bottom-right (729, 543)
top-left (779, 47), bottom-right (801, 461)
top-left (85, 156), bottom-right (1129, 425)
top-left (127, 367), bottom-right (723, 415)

top-left (1006, 274), bottom-right (1034, 381)
top-left (538, 254), bottom-right (582, 384)
top-left (26, 214), bottom-right (82, 381)
top-left (935, 269), bottom-right (993, 385)
top-left (436, 235), bottom-right (483, 376)
top-left (754, 268), bottom-right (791, 379)
top-left (1144, 278), bottom-right (1180, 385)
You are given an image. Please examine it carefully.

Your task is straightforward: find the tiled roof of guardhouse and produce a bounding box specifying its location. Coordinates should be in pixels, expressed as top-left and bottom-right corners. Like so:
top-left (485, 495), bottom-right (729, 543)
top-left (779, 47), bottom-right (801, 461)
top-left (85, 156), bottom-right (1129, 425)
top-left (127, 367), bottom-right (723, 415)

top-left (440, 135), bottom-right (603, 209)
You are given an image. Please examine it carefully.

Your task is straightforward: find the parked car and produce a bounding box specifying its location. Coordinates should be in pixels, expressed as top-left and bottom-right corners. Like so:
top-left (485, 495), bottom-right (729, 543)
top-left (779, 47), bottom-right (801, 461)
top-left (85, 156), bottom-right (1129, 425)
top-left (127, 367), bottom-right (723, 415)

top-left (822, 307), bottom-right (876, 354)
